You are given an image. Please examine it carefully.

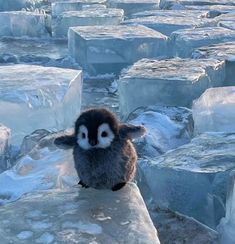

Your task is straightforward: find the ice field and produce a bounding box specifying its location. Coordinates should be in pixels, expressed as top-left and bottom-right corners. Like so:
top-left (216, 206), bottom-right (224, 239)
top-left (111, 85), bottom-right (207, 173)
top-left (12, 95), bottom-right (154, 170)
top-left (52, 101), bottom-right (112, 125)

top-left (0, 0), bottom-right (235, 243)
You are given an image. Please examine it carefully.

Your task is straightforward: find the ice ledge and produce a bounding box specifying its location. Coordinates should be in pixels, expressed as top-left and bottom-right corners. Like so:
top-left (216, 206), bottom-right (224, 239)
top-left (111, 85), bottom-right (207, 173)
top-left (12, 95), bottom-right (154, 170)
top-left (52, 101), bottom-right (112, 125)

top-left (0, 183), bottom-right (160, 244)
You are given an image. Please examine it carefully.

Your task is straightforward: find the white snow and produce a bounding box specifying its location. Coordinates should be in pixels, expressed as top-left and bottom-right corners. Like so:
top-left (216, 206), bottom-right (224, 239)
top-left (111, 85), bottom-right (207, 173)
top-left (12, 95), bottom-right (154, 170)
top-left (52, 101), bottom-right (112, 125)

top-left (193, 87), bottom-right (235, 134)
top-left (118, 58), bottom-right (225, 117)
top-left (0, 64), bottom-right (82, 144)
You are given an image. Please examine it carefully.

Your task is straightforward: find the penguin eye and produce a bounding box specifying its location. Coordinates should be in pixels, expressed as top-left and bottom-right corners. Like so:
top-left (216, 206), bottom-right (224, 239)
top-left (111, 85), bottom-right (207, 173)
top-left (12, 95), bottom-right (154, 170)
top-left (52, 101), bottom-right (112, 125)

top-left (101, 131), bottom-right (108, 137)
top-left (82, 133), bottom-right (86, 139)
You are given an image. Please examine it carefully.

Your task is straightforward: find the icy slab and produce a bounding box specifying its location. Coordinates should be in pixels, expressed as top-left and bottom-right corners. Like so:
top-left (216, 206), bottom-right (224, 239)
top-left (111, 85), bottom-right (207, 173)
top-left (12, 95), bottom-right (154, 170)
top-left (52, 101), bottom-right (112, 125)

top-left (124, 11), bottom-right (212, 36)
top-left (52, 8), bottom-right (124, 38)
top-left (0, 184), bottom-right (160, 244)
top-left (107, 0), bottom-right (159, 17)
top-left (0, 125), bottom-right (10, 173)
top-left (0, 11), bottom-right (51, 38)
top-left (140, 132), bottom-right (235, 229)
top-left (170, 27), bottom-right (235, 57)
top-left (0, 38), bottom-right (78, 69)
top-left (118, 58), bottom-right (225, 117)
top-left (127, 106), bottom-right (192, 158)
top-left (218, 170), bottom-right (235, 244)
top-left (159, 0), bottom-right (235, 10)
top-left (0, 65), bottom-right (82, 145)
top-left (151, 208), bottom-right (219, 244)
top-left (68, 25), bottom-right (167, 75)
top-left (219, 21), bottom-right (235, 31)
top-left (0, 0), bottom-right (44, 11)
top-left (192, 87), bottom-right (235, 134)
top-left (192, 42), bottom-right (235, 85)
top-left (52, 0), bottom-right (106, 17)
top-left (185, 4), bottom-right (235, 14)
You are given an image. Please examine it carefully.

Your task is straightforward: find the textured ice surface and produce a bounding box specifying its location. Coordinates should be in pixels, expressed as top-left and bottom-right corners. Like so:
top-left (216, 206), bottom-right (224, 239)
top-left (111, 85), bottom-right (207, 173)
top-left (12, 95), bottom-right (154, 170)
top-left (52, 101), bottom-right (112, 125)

top-left (118, 58), bottom-right (225, 116)
top-left (170, 27), bottom-right (235, 57)
top-left (0, 11), bottom-right (51, 38)
top-left (0, 125), bottom-right (10, 173)
top-left (185, 4), bottom-right (235, 14)
top-left (127, 106), bottom-right (192, 158)
top-left (52, 8), bottom-right (124, 38)
top-left (0, 65), bottom-right (82, 144)
top-left (52, 0), bottom-right (106, 17)
top-left (0, 38), bottom-right (77, 68)
top-left (0, 183), bottom-right (160, 244)
top-left (107, 0), bottom-right (159, 17)
top-left (192, 42), bottom-right (235, 85)
top-left (140, 132), bottom-right (235, 229)
top-left (0, 147), bottom-right (77, 205)
top-left (68, 25), bottom-right (167, 75)
top-left (0, 0), bottom-right (44, 11)
top-left (192, 87), bottom-right (235, 135)
top-left (124, 11), bottom-right (212, 36)
top-left (159, 0), bottom-right (235, 10)
top-left (218, 170), bottom-right (235, 244)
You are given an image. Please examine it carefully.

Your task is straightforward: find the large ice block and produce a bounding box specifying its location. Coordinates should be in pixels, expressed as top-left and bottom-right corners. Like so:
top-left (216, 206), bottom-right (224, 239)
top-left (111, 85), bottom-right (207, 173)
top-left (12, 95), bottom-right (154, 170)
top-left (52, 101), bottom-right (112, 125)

top-left (68, 25), bottom-right (167, 75)
top-left (118, 58), bottom-right (225, 117)
top-left (107, 0), bottom-right (158, 17)
top-left (140, 132), bottom-right (235, 229)
top-left (127, 106), bottom-right (192, 158)
top-left (0, 125), bottom-right (10, 173)
top-left (0, 184), bottom-right (160, 244)
top-left (52, 8), bottom-right (124, 38)
top-left (0, 0), bottom-right (44, 11)
top-left (52, 0), bottom-right (106, 17)
top-left (170, 27), bottom-right (235, 57)
top-left (124, 11), bottom-right (212, 36)
top-left (218, 170), bottom-right (235, 244)
top-left (0, 11), bottom-right (51, 38)
top-left (192, 42), bottom-right (235, 85)
top-left (192, 87), bottom-right (235, 134)
top-left (0, 64), bottom-right (82, 144)
top-left (0, 38), bottom-right (78, 69)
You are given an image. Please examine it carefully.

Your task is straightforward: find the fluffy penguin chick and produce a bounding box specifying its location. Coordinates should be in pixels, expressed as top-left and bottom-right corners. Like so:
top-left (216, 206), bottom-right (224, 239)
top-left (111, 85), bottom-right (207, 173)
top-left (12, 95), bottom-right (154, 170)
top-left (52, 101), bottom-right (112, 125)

top-left (54, 108), bottom-right (146, 191)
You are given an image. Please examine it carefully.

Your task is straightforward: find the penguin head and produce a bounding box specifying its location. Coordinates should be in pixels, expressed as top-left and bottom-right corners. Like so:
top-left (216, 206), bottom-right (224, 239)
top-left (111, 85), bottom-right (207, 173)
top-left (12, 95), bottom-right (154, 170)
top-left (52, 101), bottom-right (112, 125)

top-left (75, 108), bottom-right (119, 150)
top-left (54, 108), bottom-right (146, 150)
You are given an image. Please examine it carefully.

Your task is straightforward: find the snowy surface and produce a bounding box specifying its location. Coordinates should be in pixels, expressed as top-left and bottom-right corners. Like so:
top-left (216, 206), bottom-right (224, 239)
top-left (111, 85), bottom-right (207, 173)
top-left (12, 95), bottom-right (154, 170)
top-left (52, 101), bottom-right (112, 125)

top-left (0, 183), bottom-right (160, 244)
top-left (118, 58), bottom-right (225, 116)
top-left (51, 0), bottom-right (106, 17)
top-left (218, 170), bottom-right (235, 244)
top-left (107, 0), bottom-right (159, 17)
top-left (192, 42), bottom-right (235, 85)
top-left (0, 65), bottom-right (82, 144)
top-left (140, 132), bottom-right (235, 229)
top-left (0, 0), bottom-right (44, 11)
top-left (0, 11), bottom-right (51, 38)
top-left (193, 87), bottom-right (235, 134)
top-left (68, 25), bottom-right (167, 75)
top-left (52, 8), bottom-right (124, 38)
top-left (127, 106), bottom-right (192, 158)
top-left (0, 125), bottom-right (11, 173)
top-left (170, 26), bottom-right (235, 57)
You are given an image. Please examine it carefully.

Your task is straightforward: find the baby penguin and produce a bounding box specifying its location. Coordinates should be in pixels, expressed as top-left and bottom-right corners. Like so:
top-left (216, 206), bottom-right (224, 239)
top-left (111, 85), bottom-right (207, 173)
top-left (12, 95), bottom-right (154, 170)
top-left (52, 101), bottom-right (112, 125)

top-left (54, 108), bottom-right (146, 191)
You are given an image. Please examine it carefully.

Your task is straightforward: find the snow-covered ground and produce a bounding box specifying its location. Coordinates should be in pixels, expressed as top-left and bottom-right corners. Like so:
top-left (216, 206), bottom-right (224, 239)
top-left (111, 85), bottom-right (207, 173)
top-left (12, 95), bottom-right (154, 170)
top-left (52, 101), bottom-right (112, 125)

top-left (0, 0), bottom-right (235, 243)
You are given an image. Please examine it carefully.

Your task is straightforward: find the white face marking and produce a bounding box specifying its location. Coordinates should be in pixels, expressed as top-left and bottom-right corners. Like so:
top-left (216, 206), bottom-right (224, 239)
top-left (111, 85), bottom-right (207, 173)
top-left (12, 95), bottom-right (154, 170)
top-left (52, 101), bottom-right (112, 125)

top-left (97, 123), bottom-right (115, 149)
top-left (77, 123), bottom-right (115, 150)
top-left (77, 125), bottom-right (90, 150)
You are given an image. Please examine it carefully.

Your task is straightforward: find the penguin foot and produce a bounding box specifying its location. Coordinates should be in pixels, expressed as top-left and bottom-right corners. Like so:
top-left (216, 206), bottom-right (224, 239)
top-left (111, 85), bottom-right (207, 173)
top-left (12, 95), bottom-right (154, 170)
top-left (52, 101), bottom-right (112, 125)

top-left (112, 182), bottom-right (126, 191)
top-left (78, 180), bottom-right (89, 188)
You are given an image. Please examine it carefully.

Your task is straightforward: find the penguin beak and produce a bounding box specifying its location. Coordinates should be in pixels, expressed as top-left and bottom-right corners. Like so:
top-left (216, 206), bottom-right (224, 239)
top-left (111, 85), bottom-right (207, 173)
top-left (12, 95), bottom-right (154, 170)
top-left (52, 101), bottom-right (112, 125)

top-left (89, 139), bottom-right (97, 147)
